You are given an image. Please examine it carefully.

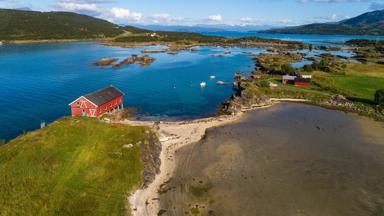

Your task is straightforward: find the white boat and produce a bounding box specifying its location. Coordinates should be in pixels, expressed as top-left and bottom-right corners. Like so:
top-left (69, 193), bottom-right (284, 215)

top-left (210, 75), bottom-right (216, 79)
top-left (216, 81), bottom-right (225, 85)
top-left (200, 82), bottom-right (206, 88)
top-left (0, 41), bottom-right (3, 46)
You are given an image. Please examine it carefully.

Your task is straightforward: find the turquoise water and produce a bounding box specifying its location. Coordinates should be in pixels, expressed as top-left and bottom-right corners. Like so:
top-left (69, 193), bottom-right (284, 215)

top-left (0, 42), bottom-right (263, 140)
top-left (202, 32), bottom-right (384, 46)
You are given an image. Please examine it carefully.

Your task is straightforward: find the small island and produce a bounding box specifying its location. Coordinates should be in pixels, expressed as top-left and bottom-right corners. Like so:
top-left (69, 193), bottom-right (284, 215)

top-left (94, 55), bottom-right (156, 68)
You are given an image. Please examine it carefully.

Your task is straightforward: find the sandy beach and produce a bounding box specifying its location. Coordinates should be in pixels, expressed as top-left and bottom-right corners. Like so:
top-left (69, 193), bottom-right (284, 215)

top-left (120, 99), bottom-right (314, 215)
top-left (124, 114), bottom-right (243, 215)
top-left (120, 98), bottom-right (384, 216)
top-left (158, 103), bottom-right (384, 216)
top-left (120, 102), bottom-right (274, 216)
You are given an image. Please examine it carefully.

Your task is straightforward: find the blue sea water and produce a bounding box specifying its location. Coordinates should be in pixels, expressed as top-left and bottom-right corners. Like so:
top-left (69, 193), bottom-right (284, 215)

top-left (0, 33), bottom-right (367, 140)
top-left (201, 32), bottom-right (384, 46)
top-left (0, 42), bottom-right (264, 140)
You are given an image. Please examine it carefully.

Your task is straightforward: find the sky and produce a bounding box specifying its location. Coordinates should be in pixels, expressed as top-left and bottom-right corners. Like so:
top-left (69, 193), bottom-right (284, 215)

top-left (1, 0), bottom-right (384, 26)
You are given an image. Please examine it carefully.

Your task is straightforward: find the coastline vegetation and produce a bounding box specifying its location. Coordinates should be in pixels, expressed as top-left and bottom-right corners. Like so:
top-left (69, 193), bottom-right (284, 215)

top-left (106, 30), bottom-right (304, 51)
top-left (0, 117), bottom-right (151, 215)
top-left (238, 47), bottom-right (384, 120)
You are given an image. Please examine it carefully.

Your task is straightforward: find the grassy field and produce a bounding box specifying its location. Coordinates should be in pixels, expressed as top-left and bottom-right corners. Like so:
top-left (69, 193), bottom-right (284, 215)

top-left (252, 62), bottom-right (384, 104)
top-left (312, 71), bottom-right (384, 101)
top-left (346, 63), bottom-right (384, 78)
top-left (0, 117), bottom-right (148, 216)
top-left (253, 75), bottom-right (331, 102)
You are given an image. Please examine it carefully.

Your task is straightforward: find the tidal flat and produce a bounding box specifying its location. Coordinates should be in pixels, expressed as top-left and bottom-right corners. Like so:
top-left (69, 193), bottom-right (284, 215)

top-left (158, 103), bottom-right (384, 216)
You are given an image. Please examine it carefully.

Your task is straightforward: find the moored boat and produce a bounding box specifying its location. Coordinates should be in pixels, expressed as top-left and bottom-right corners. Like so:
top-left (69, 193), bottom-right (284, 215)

top-left (200, 82), bottom-right (206, 88)
top-left (216, 81), bottom-right (225, 85)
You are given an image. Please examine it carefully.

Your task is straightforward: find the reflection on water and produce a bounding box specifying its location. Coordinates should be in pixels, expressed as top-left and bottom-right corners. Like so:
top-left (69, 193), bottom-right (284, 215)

top-left (159, 103), bottom-right (384, 216)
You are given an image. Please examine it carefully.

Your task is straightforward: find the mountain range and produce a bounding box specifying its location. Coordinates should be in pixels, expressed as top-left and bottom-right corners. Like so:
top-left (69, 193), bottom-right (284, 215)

top-left (262, 9), bottom-right (384, 36)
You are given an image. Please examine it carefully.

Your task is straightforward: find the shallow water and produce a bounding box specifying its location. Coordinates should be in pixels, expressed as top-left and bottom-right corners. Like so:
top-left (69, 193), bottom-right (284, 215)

top-left (159, 103), bottom-right (384, 216)
top-left (0, 42), bottom-right (264, 140)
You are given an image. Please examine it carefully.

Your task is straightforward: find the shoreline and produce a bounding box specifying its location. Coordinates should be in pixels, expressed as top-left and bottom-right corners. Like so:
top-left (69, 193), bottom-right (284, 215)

top-left (0, 38), bottom-right (112, 45)
top-left (121, 102), bottom-right (275, 216)
top-left (121, 97), bottom-right (382, 216)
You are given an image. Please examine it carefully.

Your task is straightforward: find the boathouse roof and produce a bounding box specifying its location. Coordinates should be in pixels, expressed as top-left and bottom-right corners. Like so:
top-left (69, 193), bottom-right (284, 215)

top-left (282, 75), bottom-right (296, 80)
top-left (83, 86), bottom-right (124, 106)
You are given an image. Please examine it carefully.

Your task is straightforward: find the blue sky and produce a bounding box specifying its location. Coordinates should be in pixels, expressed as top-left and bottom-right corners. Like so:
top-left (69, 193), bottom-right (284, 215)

top-left (1, 0), bottom-right (384, 26)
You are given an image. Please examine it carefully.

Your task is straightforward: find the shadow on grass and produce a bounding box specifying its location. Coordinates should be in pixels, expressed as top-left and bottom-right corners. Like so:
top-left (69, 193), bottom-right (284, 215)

top-left (347, 96), bottom-right (376, 105)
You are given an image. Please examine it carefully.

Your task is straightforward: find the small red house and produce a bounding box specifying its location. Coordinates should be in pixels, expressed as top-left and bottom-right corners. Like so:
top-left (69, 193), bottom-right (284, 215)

top-left (69, 86), bottom-right (124, 117)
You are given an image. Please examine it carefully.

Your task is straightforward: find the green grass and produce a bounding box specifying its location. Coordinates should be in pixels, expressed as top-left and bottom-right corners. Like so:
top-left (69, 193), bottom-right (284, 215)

top-left (332, 76), bottom-right (384, 100)
top-left (0, 117), bottom-right (148, 216)
top-left (346, 63), bottom-right (384, 78)
top-left (313, 71), bottom-right (384, 101)
top-left (254, 75), bottom-right (331, 102)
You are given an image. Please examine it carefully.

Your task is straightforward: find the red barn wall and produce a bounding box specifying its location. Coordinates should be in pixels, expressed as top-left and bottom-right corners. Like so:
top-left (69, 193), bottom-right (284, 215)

top-left (71, 96), bottom-right (123, 117)
top-left (71, 97), bottom-right (98, 117)
top-left (95, 96), bottom-right (123, 116)
top-left (295, 82), bottom-right (311, 87)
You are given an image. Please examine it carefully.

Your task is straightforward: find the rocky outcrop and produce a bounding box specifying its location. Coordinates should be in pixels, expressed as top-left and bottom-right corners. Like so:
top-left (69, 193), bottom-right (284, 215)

top-left (329, 95), bottom-right (354, 108)
top-left (325, 95), bottom-right (384, 121)
top-left (221, 87), bottom-right (270, 115)
top-left (94, 58), bottom-right (118, 66)
top-left (140, 130), bottom-right (162, 188)
top-left (112, 55), bottom-right (155, 68)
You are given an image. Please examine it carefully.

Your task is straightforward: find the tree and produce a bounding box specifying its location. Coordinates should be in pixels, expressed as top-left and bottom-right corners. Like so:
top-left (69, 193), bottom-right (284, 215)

top-left (303, 64), bottom-right (313, 72)
top-left (281, 63), bottom-right (295, 75)
top-left (375, 89), bottom-right (384, 105)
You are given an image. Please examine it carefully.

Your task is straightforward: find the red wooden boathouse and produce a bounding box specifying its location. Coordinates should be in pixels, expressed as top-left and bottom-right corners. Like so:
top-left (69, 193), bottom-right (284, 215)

top-left (69, 86), bottom-right (124, 117)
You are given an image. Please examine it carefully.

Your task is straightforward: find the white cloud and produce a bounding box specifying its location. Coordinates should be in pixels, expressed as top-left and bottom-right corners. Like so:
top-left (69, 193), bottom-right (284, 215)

top-left (152, 13), bottom-right (171, 20)
top-left (109, 7), bottom-right (142, 21)
top-left (56, 2), bottom-right (99, 12)
top-left (208, 14), bottom-right (222, 22)
top-left (53, 1), bottom-right (142, 23)
top-left (149, 13), bottom-right (185, 24)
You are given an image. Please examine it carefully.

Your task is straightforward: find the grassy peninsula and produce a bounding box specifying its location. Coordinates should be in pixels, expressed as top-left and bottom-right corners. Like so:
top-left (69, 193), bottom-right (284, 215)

top-left (107, 30), bottom-right (303, 50)
top-left (0, 117), bottom-right (160, 215)
top-left (225, 43), bottom-right (384, 120)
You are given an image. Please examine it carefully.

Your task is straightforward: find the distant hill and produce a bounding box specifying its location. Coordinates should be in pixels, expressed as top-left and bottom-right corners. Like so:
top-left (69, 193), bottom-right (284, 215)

top-left (134, 24), bottom-right (274, 33)
top-left (262, 10), bottom-right (384, 36)
top-left (0, 9), bottom-right (125, 40)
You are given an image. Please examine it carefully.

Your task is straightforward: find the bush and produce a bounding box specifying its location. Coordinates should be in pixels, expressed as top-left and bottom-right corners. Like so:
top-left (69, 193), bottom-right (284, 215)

top-left (281, 63), bottom-right (295, 75)
top-left (375, 89), bottom-right (384, 105)
top-left (303, 64), bottom-right (313, 72)
top-left (258, 80), bottom-right (270, 88)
